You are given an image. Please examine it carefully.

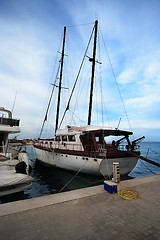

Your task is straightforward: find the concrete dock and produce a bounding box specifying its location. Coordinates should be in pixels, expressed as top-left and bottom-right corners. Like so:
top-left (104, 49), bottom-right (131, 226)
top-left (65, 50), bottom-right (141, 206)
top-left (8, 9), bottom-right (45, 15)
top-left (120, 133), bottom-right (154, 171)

top-left (0, 175), bottom-right (160, 240)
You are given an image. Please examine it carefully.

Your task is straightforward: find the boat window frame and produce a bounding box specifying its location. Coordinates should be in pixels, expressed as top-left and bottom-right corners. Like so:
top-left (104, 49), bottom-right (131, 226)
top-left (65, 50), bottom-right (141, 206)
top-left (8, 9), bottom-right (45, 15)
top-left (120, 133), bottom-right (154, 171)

top-left (55, 136), bottom-right (61, 141)
top-left (68, 135), bottom-right (75, 142)
top-left (62, 135), bottom-right (67, 142)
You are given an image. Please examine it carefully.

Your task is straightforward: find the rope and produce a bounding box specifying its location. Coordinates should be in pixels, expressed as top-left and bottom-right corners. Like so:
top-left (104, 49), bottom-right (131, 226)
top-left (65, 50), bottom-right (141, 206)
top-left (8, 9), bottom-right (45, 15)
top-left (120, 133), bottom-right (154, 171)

top-left (139, 159), bottom-right (157, 175)
top-left (118, 188), bottom-right (139, 200)
top-left (139, 146), bottom-right (159, 174)
top-left (118, 182), bottom-right (139, 200)
top-left (59, 161), bottom-right (89, 193)
top-left (76, 175), bottom-right (104, 184)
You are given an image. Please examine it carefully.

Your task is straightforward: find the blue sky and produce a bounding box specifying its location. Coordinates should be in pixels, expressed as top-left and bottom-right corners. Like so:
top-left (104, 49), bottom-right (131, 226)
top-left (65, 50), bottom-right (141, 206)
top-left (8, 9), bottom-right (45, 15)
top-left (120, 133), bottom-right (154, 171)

top-left (0, 0), bottom-right (160, 141)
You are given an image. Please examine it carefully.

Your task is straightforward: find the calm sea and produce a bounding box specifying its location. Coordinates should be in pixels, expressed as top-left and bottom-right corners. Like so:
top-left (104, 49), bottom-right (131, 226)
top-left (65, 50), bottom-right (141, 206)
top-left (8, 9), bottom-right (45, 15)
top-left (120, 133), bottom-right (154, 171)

top-left (1, 142), bottom-right (160, 203)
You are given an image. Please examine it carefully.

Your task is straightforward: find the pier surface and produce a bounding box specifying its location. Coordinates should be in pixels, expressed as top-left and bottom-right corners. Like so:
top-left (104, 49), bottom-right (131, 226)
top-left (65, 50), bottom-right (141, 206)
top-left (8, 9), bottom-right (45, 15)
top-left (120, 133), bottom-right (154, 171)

top-left (0, 175), bottom-right (160, 240)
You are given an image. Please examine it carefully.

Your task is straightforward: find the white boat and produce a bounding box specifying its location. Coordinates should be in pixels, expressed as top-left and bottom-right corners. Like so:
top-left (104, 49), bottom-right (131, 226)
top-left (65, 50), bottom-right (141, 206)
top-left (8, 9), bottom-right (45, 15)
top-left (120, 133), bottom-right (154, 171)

top-left (34, 20), bottom-right (144, 177)
top-left (0, 107), bottom-right (32, 197)
top-left (0, 170), bottom-right (32, 197)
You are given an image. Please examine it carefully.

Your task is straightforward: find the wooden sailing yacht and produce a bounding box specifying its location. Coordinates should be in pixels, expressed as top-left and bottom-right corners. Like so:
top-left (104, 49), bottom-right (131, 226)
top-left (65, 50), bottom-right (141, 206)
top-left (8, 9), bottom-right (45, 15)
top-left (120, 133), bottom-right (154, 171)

top-left (34, 20), bottom-right (144, 177)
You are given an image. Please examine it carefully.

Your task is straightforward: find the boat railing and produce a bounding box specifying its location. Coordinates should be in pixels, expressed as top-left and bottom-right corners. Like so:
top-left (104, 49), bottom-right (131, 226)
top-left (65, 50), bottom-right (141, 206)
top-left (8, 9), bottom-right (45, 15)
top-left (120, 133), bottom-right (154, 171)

top-left (0, 152), bottom-right (12, 159)
top-left (36, 140), bottom-right (84, 151)
top-left (55, 142), bottom-right (84, 151)
top-left (117, 144), bottom-right (140, 151)
top-left (0, 142), bottom-right (7, 154)
top-left (36, 140), bottom-right (140, 152)
top-left (97, 144), bottom-right (107, 153)
top-left (97, 144), bottom-right (141, 152)
top-left (0, 145), bottom-right (4, 153)
top-left (117, 145), bottom-right (126, 151)
top-left (38, 141), bottom-right (54, 150)
top-left (131, 144), bottom-right (140, 151)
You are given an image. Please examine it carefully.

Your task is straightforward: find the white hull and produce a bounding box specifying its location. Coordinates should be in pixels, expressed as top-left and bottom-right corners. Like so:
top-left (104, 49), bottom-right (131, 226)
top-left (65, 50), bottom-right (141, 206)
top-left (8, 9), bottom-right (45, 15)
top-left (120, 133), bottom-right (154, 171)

top-left (35, 147), bottom-right (139, 176)
top-left (0, 170), bottom-right (32, 197)
top-left (0, 183), bottom-right (32, 197)
top-left (0, 107), bottom-right (33, 197)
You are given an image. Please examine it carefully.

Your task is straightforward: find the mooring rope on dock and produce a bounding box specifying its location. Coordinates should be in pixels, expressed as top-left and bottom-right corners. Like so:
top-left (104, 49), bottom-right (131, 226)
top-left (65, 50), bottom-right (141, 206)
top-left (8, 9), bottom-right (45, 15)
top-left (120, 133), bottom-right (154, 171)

top-left (118, 187), bottom-right (139, 200)
top-left (117, 181), bottom-right (139, 200)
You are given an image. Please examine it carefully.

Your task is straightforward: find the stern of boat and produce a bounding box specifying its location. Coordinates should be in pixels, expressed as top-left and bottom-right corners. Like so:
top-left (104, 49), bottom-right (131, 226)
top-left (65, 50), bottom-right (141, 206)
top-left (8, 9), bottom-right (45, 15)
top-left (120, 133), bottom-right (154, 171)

top-left (99, 155), bottom-right (139, 177)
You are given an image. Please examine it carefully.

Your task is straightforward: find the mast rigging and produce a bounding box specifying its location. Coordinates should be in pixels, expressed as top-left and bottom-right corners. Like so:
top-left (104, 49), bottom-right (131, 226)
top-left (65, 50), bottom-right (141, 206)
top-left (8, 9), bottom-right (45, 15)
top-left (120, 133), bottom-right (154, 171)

top-left (55, 26), bottom-right (66, 133)
top-left (88, 20), bottom-right (98, 125)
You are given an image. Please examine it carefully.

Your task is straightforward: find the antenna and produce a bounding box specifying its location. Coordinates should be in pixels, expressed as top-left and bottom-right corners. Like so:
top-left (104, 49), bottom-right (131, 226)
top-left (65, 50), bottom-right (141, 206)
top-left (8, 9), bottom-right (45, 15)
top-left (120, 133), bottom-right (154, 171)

top-left (116, 118), bottom-right (121, 130)
top-left (12, 91), bottom-right (17, 114)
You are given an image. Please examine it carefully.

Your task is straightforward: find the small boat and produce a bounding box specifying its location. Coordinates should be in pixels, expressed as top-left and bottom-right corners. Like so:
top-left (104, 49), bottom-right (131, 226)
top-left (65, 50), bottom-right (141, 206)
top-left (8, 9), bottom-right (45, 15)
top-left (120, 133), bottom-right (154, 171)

top-left (34, 20), bottom-right (144, 177)
top-left (0, 107), bottom-right (32, 197)
top-left (0, 169), bottom-right (32, 197)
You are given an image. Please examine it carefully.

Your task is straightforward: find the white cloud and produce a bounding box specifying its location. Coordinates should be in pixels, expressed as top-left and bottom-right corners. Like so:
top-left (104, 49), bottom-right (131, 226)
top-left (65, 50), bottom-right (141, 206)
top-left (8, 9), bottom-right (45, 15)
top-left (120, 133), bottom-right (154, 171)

top-left (145, 61), bottom-right (160, 78)
top-left (125, 93), bottom-right (160, 109)
top-left (118, 68), bottom-right (136, 84)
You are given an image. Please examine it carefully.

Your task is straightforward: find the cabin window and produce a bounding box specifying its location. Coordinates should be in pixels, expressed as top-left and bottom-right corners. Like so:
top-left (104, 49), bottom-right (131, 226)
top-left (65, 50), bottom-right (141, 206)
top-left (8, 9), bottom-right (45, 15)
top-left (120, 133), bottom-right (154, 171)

top-left (95, 137), bottom-right (99, 142)
top-left (55, 136), bottom-right (61, 141)
top-left (62, 135), bottom-right (67, 141)
top-left (96, 135), bottom-right (105, 144)
top-left (68, 135), bottom-right (75, 142)
top-left (80, 133), bottom-right (96, 151)
top-left (0, 133), bottom-right (4, 152)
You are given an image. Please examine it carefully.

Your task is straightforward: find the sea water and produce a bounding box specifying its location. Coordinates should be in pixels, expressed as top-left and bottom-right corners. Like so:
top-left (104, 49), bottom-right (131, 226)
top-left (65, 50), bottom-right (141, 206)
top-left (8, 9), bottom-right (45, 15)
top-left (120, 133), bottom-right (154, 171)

top-left (129, 142), bottom-right (160, 178)
top-left (1, 142), bottom-right (160, 203)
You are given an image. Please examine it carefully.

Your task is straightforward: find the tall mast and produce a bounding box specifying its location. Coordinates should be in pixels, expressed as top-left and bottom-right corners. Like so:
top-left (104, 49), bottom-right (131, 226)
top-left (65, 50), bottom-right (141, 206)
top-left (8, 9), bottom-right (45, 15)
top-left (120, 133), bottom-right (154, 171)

top-left (55, 26), bottom-right (66, 132)
top-left (88, 20), bottom-right (98, 125)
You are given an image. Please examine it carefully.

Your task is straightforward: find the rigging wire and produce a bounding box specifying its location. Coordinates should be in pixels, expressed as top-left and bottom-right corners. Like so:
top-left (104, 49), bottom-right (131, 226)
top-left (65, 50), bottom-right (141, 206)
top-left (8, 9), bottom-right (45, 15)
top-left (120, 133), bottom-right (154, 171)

top-left (38, 34), bottom-right (64, 138)
top-left (97, 29), bottom-right (104, 125)
top-left (66, 22), bottom-right (94, 28)
top-left (96, 28), bottom-right (109, 126)
top-left (137, 146), bottom-right (159, 175)
top-left (71, 65), bottom-right (91, 125)
top-left (76, 175), bottom-right (104, 184)
top-left (90, 28), bottom-right (110, 127)
top-left (67, 109), bottom-right (86, 125)
top-left (39, 63), bottom-right (61, 139)
top-left (139, 159), bottom-right (157, 175)
top-left (99, 27), bottom-right (133, 133)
